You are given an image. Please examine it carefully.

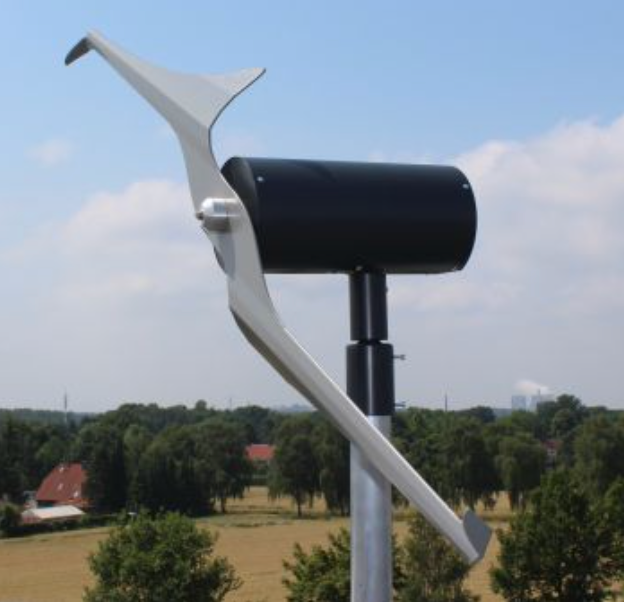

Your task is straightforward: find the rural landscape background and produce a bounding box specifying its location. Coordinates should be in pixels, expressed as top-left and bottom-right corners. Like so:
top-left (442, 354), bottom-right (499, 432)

top-left (2, 395), bottom-right (624, 600)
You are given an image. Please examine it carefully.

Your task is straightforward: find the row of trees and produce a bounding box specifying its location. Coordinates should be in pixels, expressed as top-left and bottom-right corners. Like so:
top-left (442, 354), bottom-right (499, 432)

top-left (74, 417), bottom-right (253, 514)
top-left (0, 418), bottom-right (72, 500)
top-left (392, 395), bottom-right (624, 511)
top-left (76, 404), bottom-right (352, 517)
top-left (266, 394), bottom-right (624, 518)
top-left (269, 414), bottom-right (350, 517)
top-left (0, 402), bottom-right (351, 518)
top-left (2, 395), bottom-right (624, 524)
top-left (0, 402), bottom-right (282, 512)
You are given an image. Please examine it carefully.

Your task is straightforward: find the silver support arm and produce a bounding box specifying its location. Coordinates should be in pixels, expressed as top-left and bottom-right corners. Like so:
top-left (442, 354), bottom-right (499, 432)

top-left (66, 31), bottom-right (491, 563)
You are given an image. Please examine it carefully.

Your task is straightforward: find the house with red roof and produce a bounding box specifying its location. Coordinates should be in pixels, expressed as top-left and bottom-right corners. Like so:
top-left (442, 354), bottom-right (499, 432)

top-left (246, 444), bottom-right (275, 463)
top-left (36, 463), bottom-right (89, 509)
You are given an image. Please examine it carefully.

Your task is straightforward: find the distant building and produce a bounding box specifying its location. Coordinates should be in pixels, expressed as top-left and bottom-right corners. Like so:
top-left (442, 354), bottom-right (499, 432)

top-left (22, 490), bottom-right (37, 509)
top-left (246, 444), bottom-right (275, 463)
top-left (529, 393), bottom-right (555, 412)
top-left (511, 395), bottom-right (527, 412)
top-left (21, 505), bottom-right (84, 525)
top-left (36, 463), bottom-right (88, 509)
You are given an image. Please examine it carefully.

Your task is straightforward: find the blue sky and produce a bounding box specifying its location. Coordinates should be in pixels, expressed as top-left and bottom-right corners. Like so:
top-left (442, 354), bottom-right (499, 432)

top-left (1, 2), bottom-right (624, 411)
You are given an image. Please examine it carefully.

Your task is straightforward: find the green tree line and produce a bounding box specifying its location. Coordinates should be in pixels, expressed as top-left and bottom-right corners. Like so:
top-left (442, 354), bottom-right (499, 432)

top-left (2, 395), bottom-right (624, 523)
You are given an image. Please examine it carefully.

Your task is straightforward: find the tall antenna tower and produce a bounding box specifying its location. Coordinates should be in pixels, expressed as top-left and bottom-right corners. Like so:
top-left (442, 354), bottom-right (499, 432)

top-left (63, 391), bottom-right (69, 427)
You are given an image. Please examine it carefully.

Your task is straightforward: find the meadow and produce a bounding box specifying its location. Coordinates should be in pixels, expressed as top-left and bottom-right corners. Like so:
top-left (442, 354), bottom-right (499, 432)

top-left (0, 488), bottom-right (506, 602)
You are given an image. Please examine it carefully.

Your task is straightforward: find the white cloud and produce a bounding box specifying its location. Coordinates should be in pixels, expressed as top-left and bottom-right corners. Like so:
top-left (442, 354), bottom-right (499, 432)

top-left (2, 180), bottom-right (219, 303)
top-left (453, 115), bottom-right (624, 317)
top-left (457, 116), bottom-right (624, 210)
top-left (0, 179), bottom-right (240, 410)
top-left (389, 278), bottom-right (517, 313)
top-left (366, 116), bottom-right (624, 320)
top-left (367, 150), bottom-right (434, 164)
top-left (28, 138), bottom-right (74, 166)
top-left (57, 180), bottom-right (224, 304)
top-left (515, 379), bottom-right (551, 396)
top-left (3, 115), bottom-right (624, 410)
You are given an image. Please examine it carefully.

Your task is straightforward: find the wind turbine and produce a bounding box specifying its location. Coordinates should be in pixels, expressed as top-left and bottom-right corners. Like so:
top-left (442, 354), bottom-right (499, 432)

top-left (66, 31), bottom-right (491, 601)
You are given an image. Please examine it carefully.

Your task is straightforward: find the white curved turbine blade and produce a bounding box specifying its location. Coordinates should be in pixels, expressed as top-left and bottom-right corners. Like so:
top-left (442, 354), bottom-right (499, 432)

top-left (66, 31), bottom-right (264, 212)
top-left (67, 32), bottom-right (491, 563)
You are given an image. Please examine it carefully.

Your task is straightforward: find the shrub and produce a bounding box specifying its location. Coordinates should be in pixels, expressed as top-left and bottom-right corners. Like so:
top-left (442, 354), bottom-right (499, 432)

top-left (84, 512), bottom-right (241, 602)
top-left (0, 503), bottom-right (21, 537)
top-left (283, 514), bottom-right (476, 602)
top-left (397, 512), bottom-right (478, 602)
top-left (283, 529), bottom-right (351, 602)
top-left (491, 470), bottom-right (622, 602)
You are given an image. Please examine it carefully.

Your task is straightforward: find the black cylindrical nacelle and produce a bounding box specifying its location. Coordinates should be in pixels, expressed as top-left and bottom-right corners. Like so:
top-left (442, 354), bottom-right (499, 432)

top-left (222, 157), bottom-right (477, 274)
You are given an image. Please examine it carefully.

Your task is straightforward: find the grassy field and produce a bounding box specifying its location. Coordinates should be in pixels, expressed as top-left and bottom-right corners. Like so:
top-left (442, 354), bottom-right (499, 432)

top-left (0, 488), bottom-right (506, 602)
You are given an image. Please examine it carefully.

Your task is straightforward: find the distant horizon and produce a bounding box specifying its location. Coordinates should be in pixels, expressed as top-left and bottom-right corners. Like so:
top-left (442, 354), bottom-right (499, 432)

top-left (1, 394), bottom-right (620, 415)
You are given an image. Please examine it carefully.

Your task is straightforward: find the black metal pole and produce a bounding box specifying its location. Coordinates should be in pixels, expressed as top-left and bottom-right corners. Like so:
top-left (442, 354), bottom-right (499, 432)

top-left (347, 272), bottom-right (395, 415)
top-left (347, 271), bottom-right (395, 602)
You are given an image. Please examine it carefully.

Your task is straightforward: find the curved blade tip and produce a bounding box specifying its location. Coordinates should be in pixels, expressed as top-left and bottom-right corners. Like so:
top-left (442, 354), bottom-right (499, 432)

top-left (65, 37), bottom-right (92, 66)
top-left (463, 509), bottom-right (492, 563)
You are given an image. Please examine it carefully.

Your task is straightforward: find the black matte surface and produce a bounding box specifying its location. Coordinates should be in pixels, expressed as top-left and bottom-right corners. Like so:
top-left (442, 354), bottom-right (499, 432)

top-left (350, 272), bottom-right (388, 341)
top-left (347, 272), bottom-right (395, 416)
top-left (222, 157), bottom-right (477, 274)
top-left (347, 343), bottom-right (395, 416)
